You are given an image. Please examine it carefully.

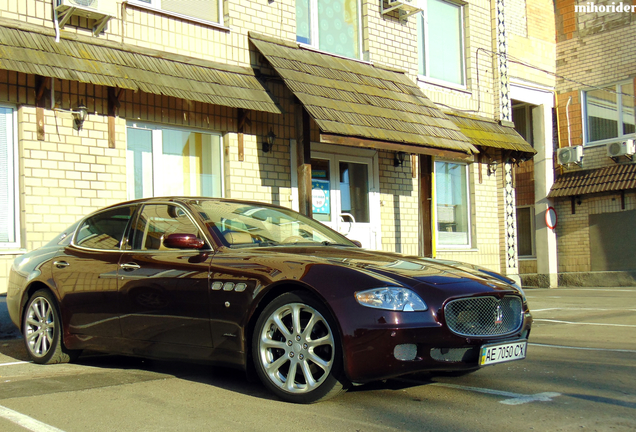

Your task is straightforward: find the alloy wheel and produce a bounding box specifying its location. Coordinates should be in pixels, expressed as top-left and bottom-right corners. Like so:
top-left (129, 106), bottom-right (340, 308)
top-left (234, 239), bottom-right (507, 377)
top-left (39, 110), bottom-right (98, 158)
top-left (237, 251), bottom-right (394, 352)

top-left (257, 302), bottom-right (335, 394)
top-left (25, 296), bottom-right (56, 358)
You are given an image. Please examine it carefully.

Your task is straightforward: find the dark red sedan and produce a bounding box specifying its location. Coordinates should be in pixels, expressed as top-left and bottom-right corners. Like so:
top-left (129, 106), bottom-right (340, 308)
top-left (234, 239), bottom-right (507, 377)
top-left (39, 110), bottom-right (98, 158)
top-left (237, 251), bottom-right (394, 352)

top-left (6, 197), bottom-right (532, 403)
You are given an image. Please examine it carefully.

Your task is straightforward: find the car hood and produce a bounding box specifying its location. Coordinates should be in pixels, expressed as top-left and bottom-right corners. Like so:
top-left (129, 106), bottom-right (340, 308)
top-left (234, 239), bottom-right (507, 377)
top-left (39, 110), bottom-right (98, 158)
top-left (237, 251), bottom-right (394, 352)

top-left (242, 246), bottom-right (520, 294)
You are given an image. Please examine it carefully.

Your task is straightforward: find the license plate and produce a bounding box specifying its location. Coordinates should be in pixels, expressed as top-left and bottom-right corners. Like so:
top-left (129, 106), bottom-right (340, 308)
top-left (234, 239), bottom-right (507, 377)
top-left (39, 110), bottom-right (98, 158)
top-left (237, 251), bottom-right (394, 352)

top-left (479, 340), bottom-right (527, 366)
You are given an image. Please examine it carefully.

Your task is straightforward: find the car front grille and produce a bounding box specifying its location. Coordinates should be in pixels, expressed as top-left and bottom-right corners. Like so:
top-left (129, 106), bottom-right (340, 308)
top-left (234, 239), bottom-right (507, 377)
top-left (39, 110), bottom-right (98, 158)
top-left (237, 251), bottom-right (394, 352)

top-left (444, 295), bottom-right (523, 337)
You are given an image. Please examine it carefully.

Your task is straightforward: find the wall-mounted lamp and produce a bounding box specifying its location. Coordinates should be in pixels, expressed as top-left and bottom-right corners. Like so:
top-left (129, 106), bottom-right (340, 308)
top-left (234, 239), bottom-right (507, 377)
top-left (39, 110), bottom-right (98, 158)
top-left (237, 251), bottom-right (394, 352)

top-left (394, 151), bottom-right (406, 167)
top-left (262, 129), bottom-right (276, 153)
top-left (487, 159), bottom-right (498, 176)
top-left (72, 104), bottom-right (88, 130)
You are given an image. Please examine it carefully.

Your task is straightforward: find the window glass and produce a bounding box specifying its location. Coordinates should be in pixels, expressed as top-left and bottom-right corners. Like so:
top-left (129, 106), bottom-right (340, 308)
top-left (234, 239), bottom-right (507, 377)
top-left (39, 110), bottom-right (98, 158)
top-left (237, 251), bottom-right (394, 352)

top-left (296, 0), bottom-right (360, 59)
top-left (311, 158), bottom-right (331, 222)
top-left (128, 128), bottom-right (154, 199)
top-left (585, 82), bottom-right (635, 143)
top-left (131, 204), bottom-right (203, 251)
top-left (0, 106), bottom-right (18, 248)
top-left (516, 207), bottom-right (534, 257)
top-left (75, 207), bottom-right (136, 250)
top-left (189, 200), bottom-right (355, 248)
top-left (126, 125), bottom-right (223, 200)
top-left (339, 162), bottom-right (369, 223)
top-left (622, 83), bottom-right (635, 135)
top-left (296, 0), bottom-right (311, 44)
top-left (418, 0), bottom-right (465, 86)
top-left (435, 161), bottom-right (470, 247)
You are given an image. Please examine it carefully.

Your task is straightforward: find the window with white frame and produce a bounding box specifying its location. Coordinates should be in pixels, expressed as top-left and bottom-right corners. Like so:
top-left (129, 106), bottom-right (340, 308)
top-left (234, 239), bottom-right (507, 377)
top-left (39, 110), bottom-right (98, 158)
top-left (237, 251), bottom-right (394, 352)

top-left (417, 0), bottom-right (465, 87)
top-left (584, 81), bottom-right (635, 144)
top-left (129, 0), bottom-right (222, 25)
top-left (515, 206), bottom-right (534, 257)
top-left (296, 0), bottom-right (361, 59)
top-left (126, 124), bottom-right (223, 200)
top-left (0, 106), bottom-right (20, 249)
top-left (435, 161), bottom-right (470, 247)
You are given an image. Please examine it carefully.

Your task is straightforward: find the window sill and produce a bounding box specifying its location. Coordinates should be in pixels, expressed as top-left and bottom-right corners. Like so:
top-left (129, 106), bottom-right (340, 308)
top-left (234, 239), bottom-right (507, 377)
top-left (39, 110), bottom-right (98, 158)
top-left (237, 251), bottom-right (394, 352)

top-left (0, 249), bottom-right (26, 256)
top-left (436, 247), bottom-right (477, 252)
top-left (584, 134), bottom-right (636, 148)
top-left (124, 1), bottom-right (230, 32)
top-left (417, 75), bottom-right (469, 95)
top-left (297, 43), bottom-right (371, 65)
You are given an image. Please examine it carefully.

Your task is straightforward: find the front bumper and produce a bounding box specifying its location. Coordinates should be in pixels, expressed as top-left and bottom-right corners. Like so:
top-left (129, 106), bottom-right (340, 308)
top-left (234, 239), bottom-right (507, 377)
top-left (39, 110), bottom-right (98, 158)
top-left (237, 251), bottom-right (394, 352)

top-left (340, 311), bottom-right (532, 383)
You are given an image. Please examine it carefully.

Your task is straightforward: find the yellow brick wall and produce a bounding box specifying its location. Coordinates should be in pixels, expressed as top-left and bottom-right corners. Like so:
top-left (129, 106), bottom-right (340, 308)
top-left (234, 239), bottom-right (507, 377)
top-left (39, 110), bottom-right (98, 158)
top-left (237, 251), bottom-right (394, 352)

top-left (508, 0), bottom-right (557, 88)
top-left (0, 0), bottom-right (542, 293)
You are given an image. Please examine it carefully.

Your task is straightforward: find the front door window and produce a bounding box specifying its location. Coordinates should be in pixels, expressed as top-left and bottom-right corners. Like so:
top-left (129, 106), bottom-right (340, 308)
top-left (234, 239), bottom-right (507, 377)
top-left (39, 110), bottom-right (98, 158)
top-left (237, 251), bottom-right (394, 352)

top-left (309, 153), bottom-right (377, 248)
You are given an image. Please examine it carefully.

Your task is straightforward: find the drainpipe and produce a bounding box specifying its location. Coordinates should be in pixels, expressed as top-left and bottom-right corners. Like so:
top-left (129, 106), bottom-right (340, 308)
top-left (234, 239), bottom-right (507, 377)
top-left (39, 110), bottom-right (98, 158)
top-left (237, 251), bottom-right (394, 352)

top-left (566, 96), bottom-right (572, 147)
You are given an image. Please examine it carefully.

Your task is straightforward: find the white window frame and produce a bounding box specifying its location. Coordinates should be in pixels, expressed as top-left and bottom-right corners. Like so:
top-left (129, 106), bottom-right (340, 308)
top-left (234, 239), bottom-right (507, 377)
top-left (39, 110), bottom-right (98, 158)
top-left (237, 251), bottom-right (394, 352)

top-left (126, 122), bottom-right (225, 200)
top-left (434, 160), bottom-right (472, 250)
top-left (296, 0), bottom-right (364, 60)
top-left (582, 80), bottom-right (636, 146)
top-left (515, 205), bottom-right (535, 258)
top-left (127, 0), bottom-right (225, 27)
top-left (417, 0), bottom-right (466, 89)
top-left (0, 105), bottom-right (20, 250)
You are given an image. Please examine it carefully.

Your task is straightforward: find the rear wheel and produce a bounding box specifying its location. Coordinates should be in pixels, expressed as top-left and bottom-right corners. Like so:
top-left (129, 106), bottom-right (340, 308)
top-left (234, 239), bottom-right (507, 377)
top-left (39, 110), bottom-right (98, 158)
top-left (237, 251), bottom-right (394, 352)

top-left (252, 292), bottom-right (348, 403)
top-left (23, 290), bottom-right (80, 364)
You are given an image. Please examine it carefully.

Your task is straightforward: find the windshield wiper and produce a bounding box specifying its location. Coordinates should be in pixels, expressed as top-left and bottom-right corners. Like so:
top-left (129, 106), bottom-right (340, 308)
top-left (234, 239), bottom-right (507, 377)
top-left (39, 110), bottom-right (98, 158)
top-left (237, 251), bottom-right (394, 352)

top-left (322, 241), bottom-right (355, 247)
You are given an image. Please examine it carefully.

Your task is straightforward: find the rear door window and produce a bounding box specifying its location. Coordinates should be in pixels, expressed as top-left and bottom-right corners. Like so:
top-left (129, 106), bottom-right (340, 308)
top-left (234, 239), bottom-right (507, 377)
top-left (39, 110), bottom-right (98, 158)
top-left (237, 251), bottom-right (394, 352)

top-left (74, 206), bottom-right (136, 250)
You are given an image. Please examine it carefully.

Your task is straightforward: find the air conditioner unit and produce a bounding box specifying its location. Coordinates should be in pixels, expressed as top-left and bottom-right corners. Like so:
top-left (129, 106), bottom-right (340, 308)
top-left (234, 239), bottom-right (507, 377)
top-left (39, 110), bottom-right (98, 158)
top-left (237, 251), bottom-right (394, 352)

top-left (382, 0), bottom-right (422, 21)
top-left (607, 139), bottom-right (635, 160)
top-left (56, 0), bottom-right (113, 35)
top-left (556, 146), bottom-right (583, 166)
top-left (57, 0), bottom-right (99, 13)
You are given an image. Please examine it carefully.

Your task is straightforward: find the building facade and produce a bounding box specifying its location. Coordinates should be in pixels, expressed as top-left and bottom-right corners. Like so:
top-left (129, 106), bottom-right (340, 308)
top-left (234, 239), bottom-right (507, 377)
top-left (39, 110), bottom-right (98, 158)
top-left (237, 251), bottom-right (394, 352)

top-left (551, 0), bottom-right (636, 285)
top-left (0, 0), bottom-right (539, 294)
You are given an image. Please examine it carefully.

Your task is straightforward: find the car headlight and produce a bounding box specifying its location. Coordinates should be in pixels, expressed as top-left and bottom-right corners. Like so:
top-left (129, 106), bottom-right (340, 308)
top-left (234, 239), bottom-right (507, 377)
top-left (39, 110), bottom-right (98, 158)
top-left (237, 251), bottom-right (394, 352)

top-left (355, 288), bottom-right (428, 312)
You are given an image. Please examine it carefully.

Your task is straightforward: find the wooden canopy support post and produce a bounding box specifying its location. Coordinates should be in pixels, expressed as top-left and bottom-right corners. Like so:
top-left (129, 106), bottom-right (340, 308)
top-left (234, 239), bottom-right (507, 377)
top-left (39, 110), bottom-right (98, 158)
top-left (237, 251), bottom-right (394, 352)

top-left (420, 155), bottom-right (433, 258)
top-left (295, 102), bottom-right (312, 217)
top-left (35, 75), bottom-right (49, 141)
top-left (108, 87), bottom-right (123, 149)
top-left (237, 108), bottom-right (249, 162)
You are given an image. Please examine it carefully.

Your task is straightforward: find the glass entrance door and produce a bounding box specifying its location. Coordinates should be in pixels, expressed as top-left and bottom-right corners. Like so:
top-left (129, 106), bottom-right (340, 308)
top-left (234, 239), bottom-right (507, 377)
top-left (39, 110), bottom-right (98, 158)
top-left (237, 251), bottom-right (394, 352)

top-left (310, 152), bottom-right (378, 249)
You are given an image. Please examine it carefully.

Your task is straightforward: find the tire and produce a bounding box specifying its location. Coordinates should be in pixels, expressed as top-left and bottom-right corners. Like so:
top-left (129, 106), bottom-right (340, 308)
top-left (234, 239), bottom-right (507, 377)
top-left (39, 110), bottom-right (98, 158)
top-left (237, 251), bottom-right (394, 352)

top-left (23, 290), bottom-right (80, 364)
top-left (252, 291), bottom-right (349, 403)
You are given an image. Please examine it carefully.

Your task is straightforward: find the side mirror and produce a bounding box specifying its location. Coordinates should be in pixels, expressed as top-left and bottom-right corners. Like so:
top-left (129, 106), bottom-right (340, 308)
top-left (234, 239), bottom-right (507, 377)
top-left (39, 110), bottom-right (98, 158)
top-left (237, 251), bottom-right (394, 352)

top-left (351, 240), bottom-right (362, 248)
top-left (162, 233), bottom-right (206, 250)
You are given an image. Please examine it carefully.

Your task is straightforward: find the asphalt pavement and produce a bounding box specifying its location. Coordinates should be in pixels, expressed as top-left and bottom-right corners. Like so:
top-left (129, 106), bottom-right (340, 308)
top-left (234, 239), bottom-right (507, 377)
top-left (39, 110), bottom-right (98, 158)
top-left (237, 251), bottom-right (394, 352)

top-left (0, 296), bottom-right (20, 340)
top-left (1, 287), bottom-right (635, 431)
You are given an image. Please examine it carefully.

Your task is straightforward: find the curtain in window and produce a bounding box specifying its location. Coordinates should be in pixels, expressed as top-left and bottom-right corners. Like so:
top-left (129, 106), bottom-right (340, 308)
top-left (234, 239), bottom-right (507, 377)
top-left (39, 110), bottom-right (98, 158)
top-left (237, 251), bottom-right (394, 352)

top-left (0, 107), bottom-right (16, 244)
top-left (586, 86), bottom-right (619, 142)
top-left (296, 0), bottom-right (311, 44)
top-left (126, 127), bottom-right (222, 201)
top-left (317, 0), bottom-right (359, 59)
top-left (127, 128), bottom-right (154, 200)
top-left (622, 83), bottom-right (635, 135)
top-left (161, 0), bottom-right (220, 23)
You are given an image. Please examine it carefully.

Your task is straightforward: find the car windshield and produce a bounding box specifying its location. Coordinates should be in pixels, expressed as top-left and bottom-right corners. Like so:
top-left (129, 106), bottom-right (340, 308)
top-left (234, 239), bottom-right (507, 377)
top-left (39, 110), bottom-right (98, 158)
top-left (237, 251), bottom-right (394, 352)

top-left (188, 200), bottom-right (357, 248)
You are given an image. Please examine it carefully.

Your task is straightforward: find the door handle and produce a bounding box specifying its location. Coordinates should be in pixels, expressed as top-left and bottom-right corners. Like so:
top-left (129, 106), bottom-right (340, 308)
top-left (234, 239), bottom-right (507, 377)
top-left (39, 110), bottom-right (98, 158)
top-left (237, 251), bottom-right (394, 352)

top-left (53, 261), bottom-right (70, 269)
top-left (120, 262), bottom-right (141, 271)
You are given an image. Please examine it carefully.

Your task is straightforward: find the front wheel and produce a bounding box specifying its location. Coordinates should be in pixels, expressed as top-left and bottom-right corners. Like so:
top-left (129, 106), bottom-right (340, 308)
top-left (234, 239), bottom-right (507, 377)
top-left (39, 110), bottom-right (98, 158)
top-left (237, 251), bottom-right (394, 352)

top-left (23, 290), bottom-right (79, 364)
top-left (252, 292), bottom-right (348, 403)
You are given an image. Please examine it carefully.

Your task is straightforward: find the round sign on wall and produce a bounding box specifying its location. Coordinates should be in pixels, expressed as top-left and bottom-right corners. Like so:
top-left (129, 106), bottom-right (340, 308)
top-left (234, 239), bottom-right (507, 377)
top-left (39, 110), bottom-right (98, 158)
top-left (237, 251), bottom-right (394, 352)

top-left (545, 207), bottom-right (557, 230)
